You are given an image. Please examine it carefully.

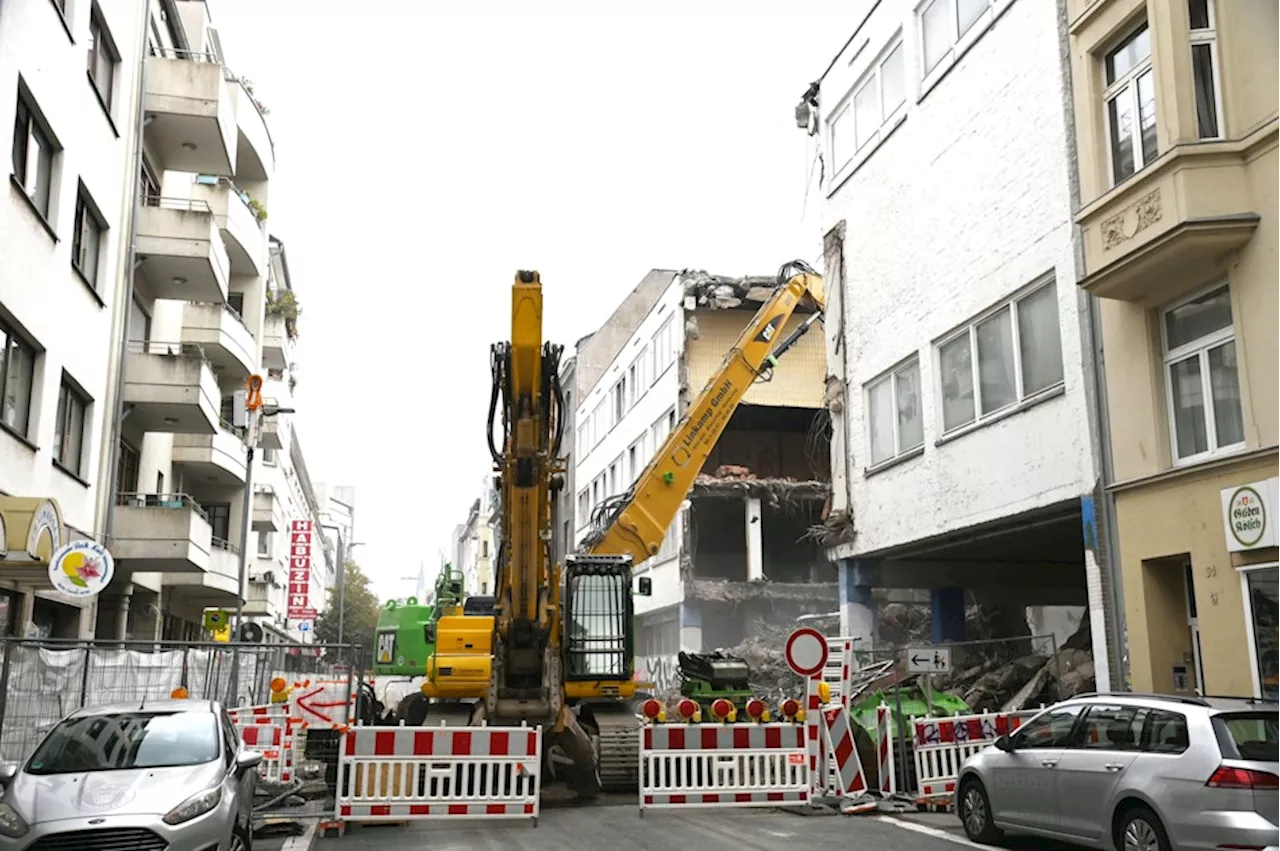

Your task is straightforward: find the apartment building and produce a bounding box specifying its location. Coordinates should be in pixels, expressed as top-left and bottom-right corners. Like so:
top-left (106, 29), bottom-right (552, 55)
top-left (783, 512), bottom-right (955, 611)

top-left (550, 352), bottom-right (579, 569)
top-left (451, 476), bottom-right (497, 596)
top-left (1067, 0), bottom-right (1277, 698)
top-left (574, 270), bottom-right (833, 692)
top-left (0, 0), bottom-right (146, 638)
top-left (798, 0), bottom-right (1115, 681)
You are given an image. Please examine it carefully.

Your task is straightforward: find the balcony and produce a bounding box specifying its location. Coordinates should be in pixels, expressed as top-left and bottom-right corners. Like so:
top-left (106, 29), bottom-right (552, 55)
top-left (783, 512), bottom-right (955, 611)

top-left (189, 178), bottom-right (267, 277)
top-left (122, 342), bottom-right (220, 434)
top-left (143, 49), bottom-right (237, 176)
top-left (261, 314), bottom-right (293, 371)
top-left (180, 302), bottom-right (256, 379)
top-left (136, 198), bottom-right (231, 304)
top-left (229, 75), bottom-right (275, 181)
top-left (162, 538), bottom-right (241, 607)
top-left (257, 414), bottom-right (283, 450)
top-left (252, 488), bottom-right (282, 532)
top-left (111, 493), bottom-right (214, 573)
top-left (172, 424), bottom-right (248, 486)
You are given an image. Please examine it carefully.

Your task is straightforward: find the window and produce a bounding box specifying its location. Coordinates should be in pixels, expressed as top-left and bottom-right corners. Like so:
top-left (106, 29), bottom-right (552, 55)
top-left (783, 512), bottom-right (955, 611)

top-left (127, 297), bottom-right (150, 343)
top-left (54, 378), bottom-right (89, 475)
top-left (87, 6), bottom-right (120, 111)
top-left (1104, 23), bottom-right (1157, 184)
top-left (627, 353), bottom-right (648, 408)
top-left (12, 90), bottom-right (57, 219)
top-left (920, 0), bottom-right (992, 73)
top-left (116, 439), bottom-right (140, 495)
top-left (628, 442), bottom-right (639, 482)
top-left (937, 281), bottom-right (1063, 434)
top-left (227, 292), bottom-right (245, 316)
top-left (201, 502), bottom-right (231, 542)
top-left (577, 422), bottom-right (590, 453)
top-left (652, 317), bottom-right (675, 377)
top-left (651, 406), bottom-right (675, 451)
top-left (0, 320), bottom-right (36, 439)
top-left (842, 39), bottom-right (907, 165)
top-left (1012, 704), bottom-right (1083, 749)
top-left (866, 358), bottom-right (923, 466)
top-left (1143, 710), bottom-right (1189, 754)
top-left (72, 187), bottom-right (105, 289)
top-left (591, 399), bottom-right (608, 446)
top-left (1162, 284), bottom-right (1244, 462)
top-left (140, 158), bottom-right (160, 206)
top-left (1075, 704), bottom-right (1145, 750)
top-left (1242, 567), bottom-right (1278, 701)
top-left (612, 377), bottom-right (626, 423)
top-left (1188, 0), bottom-right (1221, 139)
top-left (262, 447), bottom-right (276, 465)
top-left (608, 458), bottom-right (620, 495)
top-left (256, 530), bottom-right (273, 557)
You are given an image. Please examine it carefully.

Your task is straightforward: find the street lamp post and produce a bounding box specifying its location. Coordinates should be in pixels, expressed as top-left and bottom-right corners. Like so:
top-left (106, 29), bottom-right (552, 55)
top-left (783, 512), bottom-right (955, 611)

top-left (320, 523), bottom-right (362, 648)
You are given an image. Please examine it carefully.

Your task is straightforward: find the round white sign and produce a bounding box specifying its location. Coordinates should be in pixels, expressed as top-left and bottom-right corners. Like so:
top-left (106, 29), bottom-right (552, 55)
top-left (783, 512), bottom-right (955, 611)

top-left (784, 627), bottom-right (828, 677)
top-left (48, 540), bottom-right (114, 598)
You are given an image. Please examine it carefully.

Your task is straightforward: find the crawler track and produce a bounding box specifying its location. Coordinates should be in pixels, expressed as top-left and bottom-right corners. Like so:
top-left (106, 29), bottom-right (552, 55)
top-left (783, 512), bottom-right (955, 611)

top-left (589, 704), bottom-right (641, 792)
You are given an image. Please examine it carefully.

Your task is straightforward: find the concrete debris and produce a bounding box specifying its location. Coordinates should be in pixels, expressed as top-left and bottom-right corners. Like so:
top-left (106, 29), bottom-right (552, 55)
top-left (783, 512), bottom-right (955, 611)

top-left (692, 474), bottom-right (829, 502)
top-left (713, 464), bottom-right (754, 480)
top-left (678, 270), bottom-right (780, 310)
top-left (687, 578), bottom-right (839, 605)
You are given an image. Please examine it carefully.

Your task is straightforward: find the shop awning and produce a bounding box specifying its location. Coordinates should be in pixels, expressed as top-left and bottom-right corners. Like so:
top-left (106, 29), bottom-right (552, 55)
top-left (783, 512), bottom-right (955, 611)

top-left (0, 496), bottom-right (67, 582)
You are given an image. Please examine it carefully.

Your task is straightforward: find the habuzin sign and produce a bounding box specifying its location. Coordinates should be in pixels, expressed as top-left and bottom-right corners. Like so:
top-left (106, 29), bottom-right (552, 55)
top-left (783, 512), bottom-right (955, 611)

top-left (1221, 477), bottom-right (1279, 553)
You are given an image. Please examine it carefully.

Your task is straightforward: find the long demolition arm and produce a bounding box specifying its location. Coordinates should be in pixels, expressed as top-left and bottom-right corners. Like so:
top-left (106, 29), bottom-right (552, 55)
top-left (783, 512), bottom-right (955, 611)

top-left (581, 261), bottom-right (826, 563)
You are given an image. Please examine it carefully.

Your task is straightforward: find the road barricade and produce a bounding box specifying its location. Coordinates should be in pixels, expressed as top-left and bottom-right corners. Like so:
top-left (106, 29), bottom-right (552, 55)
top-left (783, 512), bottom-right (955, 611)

top-left (912, 710), bottom-right (1037, 800)
top-left (231, 703), bottom-right (296, 784)
top-left (330, 723), bottom-right (542, 834)
top-left (289, 678), bottom-right (358, 730)
top-left (638, 724), bottom-right (810, 813)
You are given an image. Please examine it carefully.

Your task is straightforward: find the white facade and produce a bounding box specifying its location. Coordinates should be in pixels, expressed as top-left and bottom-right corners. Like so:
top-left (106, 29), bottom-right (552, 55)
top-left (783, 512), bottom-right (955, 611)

top-left (573, 277), bottom-right (684, 618)
top-left (451, 475), bottom-right (498, 596)
top-left (0, 0), bottom-right (146, 638)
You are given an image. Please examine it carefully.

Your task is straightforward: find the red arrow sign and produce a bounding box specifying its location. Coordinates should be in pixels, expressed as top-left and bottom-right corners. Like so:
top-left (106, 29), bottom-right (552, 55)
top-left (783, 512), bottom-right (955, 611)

top-left (292, 683), bottom-right (351, 727)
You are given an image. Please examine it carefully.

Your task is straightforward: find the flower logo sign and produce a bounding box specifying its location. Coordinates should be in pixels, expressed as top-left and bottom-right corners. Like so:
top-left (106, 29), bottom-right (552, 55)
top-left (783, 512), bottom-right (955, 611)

top-left (49, 540), bottom-right (115, 598)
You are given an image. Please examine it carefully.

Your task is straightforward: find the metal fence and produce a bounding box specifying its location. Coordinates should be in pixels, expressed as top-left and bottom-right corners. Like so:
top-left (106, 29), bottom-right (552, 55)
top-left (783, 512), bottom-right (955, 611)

top-left (0, 638), bottom-right (364, 762)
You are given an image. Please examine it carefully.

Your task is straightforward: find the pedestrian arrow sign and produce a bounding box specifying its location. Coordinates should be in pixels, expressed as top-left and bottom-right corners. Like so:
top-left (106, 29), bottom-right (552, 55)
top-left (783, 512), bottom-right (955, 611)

top-left (906, 646), bottom-right (952, 674)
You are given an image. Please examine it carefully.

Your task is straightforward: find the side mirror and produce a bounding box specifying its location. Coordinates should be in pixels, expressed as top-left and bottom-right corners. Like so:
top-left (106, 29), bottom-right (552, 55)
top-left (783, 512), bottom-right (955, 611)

top-left (636, 577), bottom-right (652, 597)
top-left (994, 734), bottom-right (1014, 753)
top-left (0, 763), bottom-right (18, 785)
top-left (235, 750), bottom-right (263, 776)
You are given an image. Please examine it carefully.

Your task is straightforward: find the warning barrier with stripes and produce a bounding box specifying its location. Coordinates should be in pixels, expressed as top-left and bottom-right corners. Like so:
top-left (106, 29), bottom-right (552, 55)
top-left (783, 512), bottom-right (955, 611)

top-left (229, 703), bottom-right (296, 785)
top-left (912, 710), bottom-right (1037, 799)
top-left (875, 702), bottom-right (895, 797)
top-left (331, 724), bottom-right (542, 833)
top-left (819, 705), bottom-right (869, 798)
top-left (638, 723), bottom-right (811, 812)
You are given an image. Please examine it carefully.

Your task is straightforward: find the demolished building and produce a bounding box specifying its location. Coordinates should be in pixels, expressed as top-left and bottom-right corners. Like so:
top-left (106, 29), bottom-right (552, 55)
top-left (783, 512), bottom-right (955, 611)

top-left (570, 269), bottom-right (836, 694)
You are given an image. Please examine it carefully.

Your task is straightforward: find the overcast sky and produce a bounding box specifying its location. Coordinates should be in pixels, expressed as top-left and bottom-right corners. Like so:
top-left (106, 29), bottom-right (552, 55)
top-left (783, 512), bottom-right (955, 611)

top-left (209, 0), bottom-right (854, 601)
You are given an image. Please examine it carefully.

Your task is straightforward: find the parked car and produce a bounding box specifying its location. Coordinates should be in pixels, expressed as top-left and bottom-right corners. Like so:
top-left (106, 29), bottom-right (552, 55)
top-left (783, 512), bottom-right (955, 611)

top-left (956, 692), bottom-right (1278, 850)
top-left (0, 698), bottom-right (261, 851)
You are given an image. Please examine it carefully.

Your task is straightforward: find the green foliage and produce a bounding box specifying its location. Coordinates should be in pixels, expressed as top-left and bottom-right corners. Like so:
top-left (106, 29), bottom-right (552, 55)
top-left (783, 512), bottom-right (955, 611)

top-left (265, 289), bottom-right (301, 338)
top-left (247, 198), bottom-right (267, 222)
top-left (313, 560), bottom-right (382, 664)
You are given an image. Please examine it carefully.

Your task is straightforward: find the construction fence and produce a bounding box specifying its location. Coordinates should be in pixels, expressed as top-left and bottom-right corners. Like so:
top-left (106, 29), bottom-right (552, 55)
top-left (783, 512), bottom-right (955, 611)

top-left (0, 637), bottom-right (365, 762)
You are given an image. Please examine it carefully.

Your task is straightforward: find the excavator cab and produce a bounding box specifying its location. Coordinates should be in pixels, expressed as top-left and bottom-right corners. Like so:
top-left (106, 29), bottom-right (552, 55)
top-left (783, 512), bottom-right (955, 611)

top-left (563, 553), bottom-right (635, 682)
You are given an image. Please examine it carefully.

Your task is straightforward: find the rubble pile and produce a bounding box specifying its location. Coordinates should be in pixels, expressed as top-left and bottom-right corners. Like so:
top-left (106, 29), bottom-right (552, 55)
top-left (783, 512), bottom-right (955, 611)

top-left (678, 270), bottom-right (779, 311)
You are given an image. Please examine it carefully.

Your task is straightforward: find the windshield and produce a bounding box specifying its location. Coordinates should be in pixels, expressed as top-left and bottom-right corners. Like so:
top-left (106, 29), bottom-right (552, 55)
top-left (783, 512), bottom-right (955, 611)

top-left (1215, 712), bottom-right (1279, 762)
top-left (26, 711), bottom-right (220, 775)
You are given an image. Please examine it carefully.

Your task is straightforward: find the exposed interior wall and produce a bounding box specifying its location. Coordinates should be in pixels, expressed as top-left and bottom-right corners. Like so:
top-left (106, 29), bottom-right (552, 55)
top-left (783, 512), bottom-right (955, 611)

top-left (684, 308), bottom-right (827, 409)
top-left (705, 405), bottom-right (831, 481)
top-left (688, 496), bottom-right (825, 584)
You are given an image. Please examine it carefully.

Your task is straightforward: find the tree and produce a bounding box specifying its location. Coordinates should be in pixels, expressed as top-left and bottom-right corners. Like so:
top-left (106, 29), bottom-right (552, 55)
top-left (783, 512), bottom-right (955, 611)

top-left (313, 560), bottom-right (382, 665)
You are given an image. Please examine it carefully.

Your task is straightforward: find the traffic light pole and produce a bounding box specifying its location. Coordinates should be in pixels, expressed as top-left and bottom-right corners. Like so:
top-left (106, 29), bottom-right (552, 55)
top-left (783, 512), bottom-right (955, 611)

top-left (226, 420), bottom-right (256, 707)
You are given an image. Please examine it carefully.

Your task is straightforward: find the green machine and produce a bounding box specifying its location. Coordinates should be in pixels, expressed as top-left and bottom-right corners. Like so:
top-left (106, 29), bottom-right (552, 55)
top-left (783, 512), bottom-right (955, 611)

top-left (373, 564), bottom-right (467, 677)
top-left (677, 651), bottom-right (754, 714)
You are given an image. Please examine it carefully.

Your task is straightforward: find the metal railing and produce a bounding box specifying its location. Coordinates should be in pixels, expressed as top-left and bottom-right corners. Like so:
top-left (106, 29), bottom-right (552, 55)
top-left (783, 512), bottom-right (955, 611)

top-left (150, 46), bottom-right (219, 63)
top-left (125, 339), bottom-right (214, 364)
top-left (212, 536), bottom-right (238, 555)
top-left (141, 195), bottom-right (214, 214)
top-left (114, 492), bottom-right (212, 526)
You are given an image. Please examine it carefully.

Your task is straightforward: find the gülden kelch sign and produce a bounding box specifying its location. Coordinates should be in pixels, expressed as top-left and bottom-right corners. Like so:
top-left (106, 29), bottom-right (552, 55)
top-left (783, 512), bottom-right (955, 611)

top-left (1221, 477), bottom-right (1279, 553)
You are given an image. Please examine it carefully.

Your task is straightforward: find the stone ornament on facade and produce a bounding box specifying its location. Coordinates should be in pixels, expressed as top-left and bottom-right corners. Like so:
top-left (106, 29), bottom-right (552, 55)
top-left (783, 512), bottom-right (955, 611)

top-left (1101, 188), bottom-right (1164, 251)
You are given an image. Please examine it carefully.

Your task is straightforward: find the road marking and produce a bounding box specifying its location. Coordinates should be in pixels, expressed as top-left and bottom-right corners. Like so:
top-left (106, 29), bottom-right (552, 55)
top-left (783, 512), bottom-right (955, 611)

top-left (870, 815), bottom-right (989, 849)
top-left (281, 818), bottom-right (318, 851)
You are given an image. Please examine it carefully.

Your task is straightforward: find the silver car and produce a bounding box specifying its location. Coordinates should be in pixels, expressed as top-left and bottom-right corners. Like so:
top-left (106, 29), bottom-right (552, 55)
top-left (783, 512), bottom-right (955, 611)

top-left (956, 692), bottom-right (1278, 850)
top-left (0, 699), bottom-right (261, 851)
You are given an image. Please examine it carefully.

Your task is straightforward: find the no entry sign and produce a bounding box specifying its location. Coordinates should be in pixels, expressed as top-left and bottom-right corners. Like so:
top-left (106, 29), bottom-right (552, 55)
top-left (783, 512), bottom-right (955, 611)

top-left (784, 627), bottom-right (828, 677)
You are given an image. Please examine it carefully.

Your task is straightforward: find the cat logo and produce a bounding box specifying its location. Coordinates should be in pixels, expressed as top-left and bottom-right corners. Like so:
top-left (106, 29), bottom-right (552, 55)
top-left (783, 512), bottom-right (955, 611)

top-left (376, 630), bottom-right (396, 664)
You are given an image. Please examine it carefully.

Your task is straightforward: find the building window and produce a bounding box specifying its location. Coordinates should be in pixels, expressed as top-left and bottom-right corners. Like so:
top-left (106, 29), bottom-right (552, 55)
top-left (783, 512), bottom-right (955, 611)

top-left (1162, 284), bottom-right (1244, 463)
top-left (920, 0), bottom-right (992, 73)
top-left (866, 357), bottom-right (923, 466)
top-left (87, 5), bottom-right (120, 111)
top-left (72, 186), bottom-right (106, 289)
top-left (1242, 565), bottom-right (1278, 700)
top-left (628, 441), bottom-right (640, 482)
top-left (11, 90), bottom-right (58, 219)
top-left (833, 38), bottom-right (907, 173)
top-left (576, 422), bottom-right (590, 453)
top-left (262, 447), bottom-right (276, 465)
top-left (1104, 22), bottom-right (1157, 184)
top-left (116, 439), bottom-right (140, 495)
top-left (201, 502), bottom-right (231, 541)
top-left (612, 377), bottom-right (626, 423)
top-left (127, 296), bottom-right (150, 343)
top-left (937, 280), bottom-right (1064, 434)
top-left (0, 320), bottom-right (36, 439)
top-left (1189, 0), bottom-right (1222, 139)
top-left (256, 530), bottom-right (273, 557)
top-left (54, 378), bottom-right (89, 476)
top-left (591, 399), bottom-right (608, 446)
top-left (652, 317), bottom-right (675, 377)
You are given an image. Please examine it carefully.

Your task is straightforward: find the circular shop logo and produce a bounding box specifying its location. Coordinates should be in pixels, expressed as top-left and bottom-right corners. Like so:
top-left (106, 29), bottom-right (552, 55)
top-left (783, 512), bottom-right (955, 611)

top-left (48, 540), bottom-right (115, 597)
top-left (1228, 486), bottom-right (1267, 548)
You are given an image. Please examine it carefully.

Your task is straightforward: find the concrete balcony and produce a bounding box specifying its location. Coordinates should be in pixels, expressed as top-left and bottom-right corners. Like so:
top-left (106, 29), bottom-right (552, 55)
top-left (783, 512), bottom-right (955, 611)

top-left (122, 342), bottom-right (220, 435)
top-left (257, 414), bottom-right (283, 450)
top-left (172, 424), bottom-right (247, 487)
top-left (180, 302), bottom-right (256, 380)
top-left (261, 314), bottom-right (294, 371)
top-left (244, 576), bottom-right (279, 618)
top-left (163, 538), bottom-right (241, 607)
top-left (1077, 124), bottom-right (1272, 305)
top-left (229, 77), bottom-right (275, 181)
top-left (143, 50), bottom-right (238, 176)
top-left (136, 198), bottom-right (231, 304)
top-left (190, 178), bottom-right (268, 277)
top-left (111, 493), bottom-right (214, 573)
top-left (252, 488), bottom-right (282, 532)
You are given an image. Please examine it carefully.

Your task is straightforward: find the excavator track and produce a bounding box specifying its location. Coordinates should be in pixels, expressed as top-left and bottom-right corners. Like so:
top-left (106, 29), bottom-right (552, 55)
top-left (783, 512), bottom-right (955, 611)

top-left (589, 704), bottom-right (641, 792)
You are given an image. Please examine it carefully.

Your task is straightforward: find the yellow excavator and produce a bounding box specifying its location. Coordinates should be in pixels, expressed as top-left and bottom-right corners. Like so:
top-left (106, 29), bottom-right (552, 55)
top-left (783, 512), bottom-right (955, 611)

top-left (412, 261), bottom-right (826, 795)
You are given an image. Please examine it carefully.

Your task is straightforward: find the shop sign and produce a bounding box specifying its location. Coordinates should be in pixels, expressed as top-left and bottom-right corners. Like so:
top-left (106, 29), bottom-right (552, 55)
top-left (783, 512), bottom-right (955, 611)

top-left (1221, 477), bottom-right (1279, 552)
top-left (48, 540), bottom-right (114, 598)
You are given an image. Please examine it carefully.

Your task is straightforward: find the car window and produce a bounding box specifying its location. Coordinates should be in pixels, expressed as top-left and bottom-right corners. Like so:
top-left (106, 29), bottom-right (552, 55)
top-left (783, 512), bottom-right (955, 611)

top-left (1013, 704), bottom-right (1083, 749)
top-left (219, 710), bottom-right (238, 766)
top-left (1213, 712), bottom-right (1278, 762)
top-left (1075, 704), bottom-right (1146, 750)
top-left (26, 711), bottom-right (219, 775)
top-left (1142, 710), bottom-right (1189, 754)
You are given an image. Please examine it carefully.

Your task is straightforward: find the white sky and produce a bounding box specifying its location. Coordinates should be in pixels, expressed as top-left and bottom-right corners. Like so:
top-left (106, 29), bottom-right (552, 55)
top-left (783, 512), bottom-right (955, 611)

top-left (208, 0), bottom-right (854, 601)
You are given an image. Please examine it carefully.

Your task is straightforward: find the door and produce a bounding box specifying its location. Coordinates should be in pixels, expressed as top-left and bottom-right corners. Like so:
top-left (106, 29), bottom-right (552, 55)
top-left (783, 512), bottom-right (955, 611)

top-left (1055, 703), bottom-right (1146, 840)
top-left (1186, 562), bottom-right (1206, 692)
top-left (989, 703), bottom-right (1083, 830)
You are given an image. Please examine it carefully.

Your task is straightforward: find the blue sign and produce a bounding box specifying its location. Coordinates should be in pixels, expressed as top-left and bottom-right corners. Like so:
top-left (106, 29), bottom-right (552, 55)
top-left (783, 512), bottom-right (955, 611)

top-left (298, 621), bottom-right (311, 632)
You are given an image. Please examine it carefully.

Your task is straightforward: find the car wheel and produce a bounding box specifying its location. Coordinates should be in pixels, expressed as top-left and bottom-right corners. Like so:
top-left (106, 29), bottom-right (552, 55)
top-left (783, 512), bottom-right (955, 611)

top-left (230, 824), bottom-right (253, 851)
top-left (1117, 804), bottom-right (1170, 851)
top-left (958, 778), bottom-right (1003, 845)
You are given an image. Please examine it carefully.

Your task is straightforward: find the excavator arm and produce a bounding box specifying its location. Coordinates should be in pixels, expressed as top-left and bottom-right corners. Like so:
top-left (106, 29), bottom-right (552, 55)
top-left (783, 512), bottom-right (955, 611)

top-left (580, 260), bottom-right (826, 563)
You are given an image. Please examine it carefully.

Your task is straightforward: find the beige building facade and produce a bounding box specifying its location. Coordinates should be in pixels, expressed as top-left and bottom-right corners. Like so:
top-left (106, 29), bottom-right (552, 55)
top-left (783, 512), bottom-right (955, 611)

top-left (1069, 0), bottom-right (1277, 698)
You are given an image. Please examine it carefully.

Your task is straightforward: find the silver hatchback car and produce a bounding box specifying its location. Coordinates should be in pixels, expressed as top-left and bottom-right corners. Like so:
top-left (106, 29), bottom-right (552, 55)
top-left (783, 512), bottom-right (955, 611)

top-left (0, 699), bottom-right (261, 851)
top-left (956, 693), bottom-right (1278, 851)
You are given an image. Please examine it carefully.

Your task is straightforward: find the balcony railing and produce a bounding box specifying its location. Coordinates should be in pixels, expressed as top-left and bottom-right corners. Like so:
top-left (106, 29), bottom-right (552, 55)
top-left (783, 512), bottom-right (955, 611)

top-left (212, 537), bottom-right (239, 555)
top-left (149, 46), bottom-right (219, 63)
top-left (114, 492), bottom-right (211, 525)
top-left (125, 339), bottom-right (215, 365)
top-left (141, 195), bottom-right (214, 214)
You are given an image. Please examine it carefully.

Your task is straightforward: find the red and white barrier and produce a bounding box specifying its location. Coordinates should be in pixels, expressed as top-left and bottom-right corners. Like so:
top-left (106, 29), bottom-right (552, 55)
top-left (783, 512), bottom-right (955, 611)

top-left (289, 678), bottom-right (358, 729)
top-left (239, 723), bottom-right (290, 783)
top-left (331, 723), bottom-right (542, 834)
top-left (638, 723), bottom-right (810, 812)
top-left (820, 706), bottom-right (869, 798)
top-left (912, 710), bottom-right (1037, 800)
top-left (876, 702), bottom-right (895, 797)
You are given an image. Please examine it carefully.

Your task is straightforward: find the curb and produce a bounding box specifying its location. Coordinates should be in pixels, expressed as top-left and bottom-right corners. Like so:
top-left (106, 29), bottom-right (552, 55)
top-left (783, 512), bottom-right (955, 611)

top-left (280, 819), bottom-right (319, 851)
